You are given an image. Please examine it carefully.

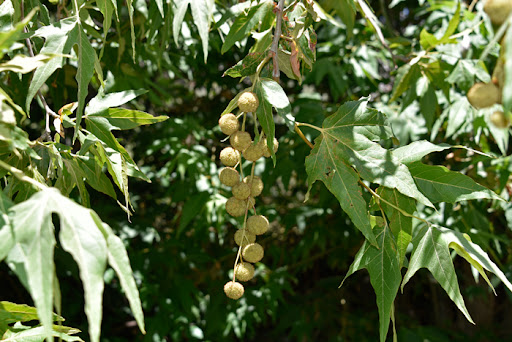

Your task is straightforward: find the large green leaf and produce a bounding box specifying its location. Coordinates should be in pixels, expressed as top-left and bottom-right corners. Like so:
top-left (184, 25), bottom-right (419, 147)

top-left (401, 225), bottom-right (474, 323)
top-left (87, 108), bottom-right (168, 130)
top-left (0, 301), bottom-right (63, 325)
top-left (341, 227), bottom-right (401, 342)
top-left (0, 191), bottom-right (13, 262)
top-left (408, 162), bottom-right (503, 203)
top-left (312, 98), bottom-right (434, 207)
top-left (378, 187), bottom-right (416, 268)
top-left (7, 188), bottom-right (110, 342)
top-left (503, 21), bottom-right (512, 112)
top-left (2, 325), bottom-right (83, 342)
top-left (258, 78), bottom-right (294, 131)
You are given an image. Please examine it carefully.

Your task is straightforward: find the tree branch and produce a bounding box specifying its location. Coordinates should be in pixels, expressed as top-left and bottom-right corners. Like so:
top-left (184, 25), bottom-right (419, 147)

top-left (270, 0), bottom-right (285, 80)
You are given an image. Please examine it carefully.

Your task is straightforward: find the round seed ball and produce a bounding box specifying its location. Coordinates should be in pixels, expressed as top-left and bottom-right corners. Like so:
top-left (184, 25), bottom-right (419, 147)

top-left (242, 243), bottom-right (264, 263)
top-left (219, 167), bottom-right (240, 187)
top-left (262, 137), bottom-right (279, 158)
top-left (220, 147), bottom-right (240, 167)
top-left (232, 182), bottom-right (251, 200)
top-left (224, 281), bottom-right (244, 300)
top-left (467, 82), bottom-right (500, 109)
top-left (234, 229), bottom-right (256, 246)
top-left (230, 131), bottom-right (252, 152)
top-left (490, 111), bottom-right (510, 129)
top-left (484, 0), bottom-right (512, 25)
top-left (226, 197), bottom-right (246, 217)
top-left (243, 175), bottom-right (264, 197)
top-left (243, 143), bottom-right (264, 162)
top-left (235, 262), bottom-right (255, 282)
top-left (237, 91), bottom-right (259, 113)
top-left (219, 113), bottom-right (239, 135)
top-left (247, 215), bottom-right (269, 235)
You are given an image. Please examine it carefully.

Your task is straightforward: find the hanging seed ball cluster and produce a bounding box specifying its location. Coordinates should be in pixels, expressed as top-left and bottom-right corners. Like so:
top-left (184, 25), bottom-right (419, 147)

top-left (466, 6), bottom-right (512, 130)
top-left (218, 91), bottom-right (277, 299)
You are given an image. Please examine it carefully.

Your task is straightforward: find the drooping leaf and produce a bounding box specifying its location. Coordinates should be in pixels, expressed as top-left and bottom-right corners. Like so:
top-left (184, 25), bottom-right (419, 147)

top-left (223, 52), bottom-right (265, 78)
top-left (93, 216), bottom-right (146, 334)
top-left (0, 191), bottom-right (14, 262)
top-left (1, 325), bottom-right (83, 342)
top-left (341, 227), bottom-right (401, 342)
top-left (408, 162), bottom-right (503, 203)
top-left (190, 0), bottom-right (214, 62)
top-left (390, 63), bottom-right (420, 102)
top-left (378, 187), bottom-right (416, 267)
top-left (86, 108), bottom-right (168, 131)
top-left (7, 188), bottom-right (111, 342)
top-left (503, 21), bottom-right (512, 112)
top-left (401, 225), bottom-right (474, 324)
top-left (0, 54), bottom-right (55, 73)
top-left (257, 78), bottom-right (294, 130)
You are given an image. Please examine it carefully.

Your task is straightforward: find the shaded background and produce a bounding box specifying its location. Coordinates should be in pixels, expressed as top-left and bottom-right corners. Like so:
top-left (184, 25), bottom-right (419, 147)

top-left (2, 0), bottom-right (512, 341)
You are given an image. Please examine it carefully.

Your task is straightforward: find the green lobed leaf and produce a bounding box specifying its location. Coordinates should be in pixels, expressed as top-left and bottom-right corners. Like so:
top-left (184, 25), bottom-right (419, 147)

top-left (318, 98), bottom-right (434, 208)
top-left (341, 227), bottom-right (401, 342)
top-left (305, 132), bottom-right (377, 245)
top-left (408, 162), bottom-right (503, 203)
top-left (377, 187), bottom-right (416, 268)
top-left (401, 225), bottom-right (474, 324)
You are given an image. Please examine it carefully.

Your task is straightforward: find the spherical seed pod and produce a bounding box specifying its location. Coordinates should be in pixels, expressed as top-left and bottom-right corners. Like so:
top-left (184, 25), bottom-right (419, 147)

top-left (234, 229), bottom-right (256, 246)
top-left (219, 167), bottom-right (240, 187)
top-left (219, 113), bottom-right (239, 135)
top-left (467, 82), bottom-right (501, 109)
top-left (232, 182), bottom-right (251, 200)
top-left (226, 197), bottom-right (246, 217)
top-left (237, 91), bottom-right (259, 113)
top-left (220, 147), bottom-right (240, 167)
top-left (490, 111), bottom-right (510, 129)
top-left (224, 281), bottom-right (244, 300)
top-left (243, 176), bottom-right (264, 197)
top-left (243, 143), bottom-right (264, 162)
top-left (262, 137), bottom-right (279, 158)
top-left (247, 215), bottom-right (269, 235)
top-left (234, 262), bottom-right (255, 282)
top-left (230, 131), bottom-right (252, 152)
top-left (484, 0), bottom-right (512, 26)
top-left (242, 243), bottom-right (264, 263)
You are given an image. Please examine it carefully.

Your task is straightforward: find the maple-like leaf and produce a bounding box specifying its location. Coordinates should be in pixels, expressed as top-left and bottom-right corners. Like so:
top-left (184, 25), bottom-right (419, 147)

top-left (305, 98), bottom-right (433, 244)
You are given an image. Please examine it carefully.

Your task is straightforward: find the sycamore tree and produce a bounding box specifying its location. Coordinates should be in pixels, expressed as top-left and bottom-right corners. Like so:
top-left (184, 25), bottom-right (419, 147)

top-left (1, 0), bottom-right (512, 341)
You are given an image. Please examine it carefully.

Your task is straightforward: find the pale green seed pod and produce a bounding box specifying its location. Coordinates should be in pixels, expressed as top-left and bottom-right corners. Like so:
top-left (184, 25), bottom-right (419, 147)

top-left (247, 215), bottom-right (269, 235)
top-left (237, 91), bottom-right (259, 113)
top-left (230, 131), bottom-right (252, 152)
top-left (234, 229), bottom-right (256, 246)
top-left (220, 147), bottom-right (240, 167)
top-left (232, 182), bottom-right (251, 200)
top-left (219, 113), bottom-right (239, 135)
top-left (224, 281), bottom-right (244, 300)
top-left (226, 197), bottom-right (246, 217)
top-left (235, 262), bottom-right (255, 282)
top-left (219, 167), bottom-right (240, 187)
top-left (243, 175), bottom-right (263, 197)
top-left (243, 243), bottom-right (264, 263)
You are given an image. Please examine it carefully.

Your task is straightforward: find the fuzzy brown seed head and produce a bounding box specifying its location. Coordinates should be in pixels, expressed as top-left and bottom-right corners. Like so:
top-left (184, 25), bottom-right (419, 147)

top-left (243, 175), bottom-right (264, 197)
top-left (237, 91), bottom-right (259, 113)
top-left (490, 111), bottom-right (510, 129)
top-left (484, 0), bottom-right (512, 25)
top-left (243, 143), bottom-right (264, 162)
top-left (230, 131), bottom-right (252, 152)
top-left (242, 243), bottom-right (264, 263)
top-left (219, 167), bottom-right (240, 187)
top-left (467, 82), bottom-right (501, 109)
top-left (232, 182), bottom-right (251, 200)
top-left (226, 197), bottom-right (246, 217)
top-left (219, 113), bottom-right (239, 135)
top-left (261, 137), bottom-right (279, 158)
top-left (235, 262), bottom-right (255, 282)
top-left (247, 215), bottom-right (269, 235)
top-left (220, 147), bottom-right (240, 167)
top-left (234, 229), bottom-right (256, 246)
top-left (224, 281), bottom-right (244, 300)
